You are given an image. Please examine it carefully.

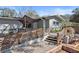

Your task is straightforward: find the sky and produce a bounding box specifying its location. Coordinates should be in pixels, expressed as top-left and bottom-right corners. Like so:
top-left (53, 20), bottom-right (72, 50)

top-left (0, 6), bottom-right (79, 16)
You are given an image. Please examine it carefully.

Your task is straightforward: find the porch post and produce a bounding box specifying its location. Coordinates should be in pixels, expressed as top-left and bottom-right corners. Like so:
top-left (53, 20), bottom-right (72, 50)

top-left (24, 16), bottom-right (27, 31)
top-left (41, 18), bottom-right (46, 37)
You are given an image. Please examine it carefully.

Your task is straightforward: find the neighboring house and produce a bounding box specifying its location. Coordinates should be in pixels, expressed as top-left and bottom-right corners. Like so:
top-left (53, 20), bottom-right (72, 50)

top-left (0, 17), bottom-right (23, 34)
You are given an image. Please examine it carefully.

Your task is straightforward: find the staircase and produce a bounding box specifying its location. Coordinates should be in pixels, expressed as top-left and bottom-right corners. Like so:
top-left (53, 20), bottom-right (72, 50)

top-left (45, 35), bottom-right (57, 45)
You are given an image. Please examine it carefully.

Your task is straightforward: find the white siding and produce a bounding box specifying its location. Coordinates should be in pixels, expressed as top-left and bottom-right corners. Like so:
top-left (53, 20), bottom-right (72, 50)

top-left (49, 19), bottom-right (61, 29)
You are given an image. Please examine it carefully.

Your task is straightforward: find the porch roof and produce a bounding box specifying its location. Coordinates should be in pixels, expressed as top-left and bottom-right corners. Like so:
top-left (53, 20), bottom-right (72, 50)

top-left (18, 15), bottom-right (41, 24)
top-left (41, 15), bottom-right (66, 22)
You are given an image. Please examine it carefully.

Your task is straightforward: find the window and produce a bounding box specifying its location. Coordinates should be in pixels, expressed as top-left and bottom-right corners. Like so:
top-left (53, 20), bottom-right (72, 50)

top-left (56, 22), bottom-right (59, 25)
top-left (53, 21), bottom-right (56, 25)
top-left (53, 21), bottom-right (59, 26)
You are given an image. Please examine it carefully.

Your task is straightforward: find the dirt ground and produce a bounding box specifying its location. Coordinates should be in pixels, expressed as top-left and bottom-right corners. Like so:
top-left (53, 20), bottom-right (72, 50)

top-left (1, 38), bottom-right (56, 53)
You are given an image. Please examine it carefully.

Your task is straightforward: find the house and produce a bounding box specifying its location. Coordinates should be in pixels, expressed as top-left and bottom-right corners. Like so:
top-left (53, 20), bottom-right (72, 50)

top-left (0, 17), bottom-right (23, 35)
top-left (18, 15), bottom-right (67, 32)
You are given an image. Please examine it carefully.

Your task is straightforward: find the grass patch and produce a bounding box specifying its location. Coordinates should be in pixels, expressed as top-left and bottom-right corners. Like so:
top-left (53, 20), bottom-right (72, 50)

top-left (51, 28), bottom-right (61, 33)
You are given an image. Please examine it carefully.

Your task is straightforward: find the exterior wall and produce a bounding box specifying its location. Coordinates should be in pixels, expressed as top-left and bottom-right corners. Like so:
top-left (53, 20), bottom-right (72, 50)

top-left (37, 20), bottom-right (43, 28)
top-left (31, 20), bottom-right (43, 30)
top-left (49, 19), bottom-right (61, 30)
top-left (32, 22), bottom-right (38, 29)
top-left (49, 19), bottom-right (58, 28)
top-left (45, 20), bottom-right (49, 29)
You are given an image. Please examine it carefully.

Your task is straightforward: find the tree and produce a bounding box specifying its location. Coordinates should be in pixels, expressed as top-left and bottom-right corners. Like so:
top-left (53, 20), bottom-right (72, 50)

top-left (18, 11), bottom-right (24, 17)
top-left (1, 8), bottom-right (17, 17)
top-left (70, 8), bottom-right (79, 23)
top-left (25, 9), bottom-right (39, 19)
top-left (9, 9), bottom-right (17, 17)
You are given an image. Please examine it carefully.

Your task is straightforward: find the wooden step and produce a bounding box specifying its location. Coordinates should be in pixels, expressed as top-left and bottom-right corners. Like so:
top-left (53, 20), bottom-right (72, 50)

top-left (47, 37), bottom-right (54, 39)
top-left (46, 39), bottom-right (57, 41)
top-left (46, 38), bottom-right (57, 40)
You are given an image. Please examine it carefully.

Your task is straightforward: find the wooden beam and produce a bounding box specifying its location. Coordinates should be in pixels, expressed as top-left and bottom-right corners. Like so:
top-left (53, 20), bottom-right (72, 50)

top-left (47, 45), bottom-right (62, 53)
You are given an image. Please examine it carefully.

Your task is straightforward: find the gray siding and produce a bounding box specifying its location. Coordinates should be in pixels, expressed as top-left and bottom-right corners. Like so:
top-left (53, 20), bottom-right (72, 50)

top-left (37, 20), bottom-right (43, 28)
top-left (45, 20), bottom-right (49, 29)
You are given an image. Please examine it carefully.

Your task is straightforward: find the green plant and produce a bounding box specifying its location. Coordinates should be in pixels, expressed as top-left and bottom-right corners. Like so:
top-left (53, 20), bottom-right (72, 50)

top-left (51, 28), bottom-right (61, 33)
